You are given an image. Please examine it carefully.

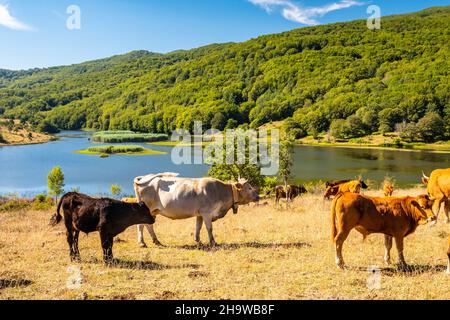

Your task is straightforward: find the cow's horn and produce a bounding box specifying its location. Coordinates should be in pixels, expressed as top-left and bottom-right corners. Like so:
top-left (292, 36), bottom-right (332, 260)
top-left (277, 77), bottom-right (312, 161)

top-left (422, 171), bottom-right (430, 180)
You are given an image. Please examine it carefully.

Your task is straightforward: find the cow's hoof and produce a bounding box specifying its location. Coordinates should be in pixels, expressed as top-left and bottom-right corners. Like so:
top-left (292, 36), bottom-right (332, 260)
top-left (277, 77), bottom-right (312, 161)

top-left (138, 242), bottom-right (147, 248)
top-left (71, 256), bottom-right (81, 263)
top-left (154, 241), bottom-right (164, 247)
top-left (384, 259), bottom-right (391, 265)
top-left (336, 264), bottom-right (346, 270)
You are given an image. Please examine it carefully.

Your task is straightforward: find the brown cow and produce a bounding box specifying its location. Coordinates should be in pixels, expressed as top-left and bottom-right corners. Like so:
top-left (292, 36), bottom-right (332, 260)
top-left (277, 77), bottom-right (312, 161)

top-left (275, 185), bottom-right (307, 204)
top-left (383, 181), bottom-right (394, 197)
top-left (51, 192), bottom-right (155, 263)
top-left (331, 192), bottom-right (435, 269)
top-left (422, 169), bottom-right (450, 223)
top-left (447, 235), bottom-right (450, 275)
top-left (324, 179), bottom-right (368, 200)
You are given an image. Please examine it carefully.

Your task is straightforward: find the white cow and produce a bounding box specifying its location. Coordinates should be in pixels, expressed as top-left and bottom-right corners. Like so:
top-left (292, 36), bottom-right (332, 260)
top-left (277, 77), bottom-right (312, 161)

top-left (133, 173), bottom-right (260, 247)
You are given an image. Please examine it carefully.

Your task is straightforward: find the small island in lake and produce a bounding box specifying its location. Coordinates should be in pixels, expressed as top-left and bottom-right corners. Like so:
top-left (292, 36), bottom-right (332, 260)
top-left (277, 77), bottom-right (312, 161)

top-left (76, 145), bottom-right (167, 157)
top-left (91, 131), bottom-right (168, 143)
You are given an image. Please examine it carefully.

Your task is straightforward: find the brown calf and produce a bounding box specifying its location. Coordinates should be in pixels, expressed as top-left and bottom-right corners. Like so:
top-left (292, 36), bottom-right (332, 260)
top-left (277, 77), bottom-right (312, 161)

top-left (331, 192), bottom-right (435, 269)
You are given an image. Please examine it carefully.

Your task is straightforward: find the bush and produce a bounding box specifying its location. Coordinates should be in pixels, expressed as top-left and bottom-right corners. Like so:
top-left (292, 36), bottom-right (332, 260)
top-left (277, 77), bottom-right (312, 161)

top-left (416, 113), bottom-right (444, 142)
top-left (87, 145), bottom-right (144, 154)
top-left (400, 123), bottom-right (421, 142)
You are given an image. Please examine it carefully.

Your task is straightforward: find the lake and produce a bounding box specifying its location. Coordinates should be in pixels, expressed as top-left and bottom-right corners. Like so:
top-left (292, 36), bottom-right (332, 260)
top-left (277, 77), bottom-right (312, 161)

top-left (0, 131), bottom-right (449, 197)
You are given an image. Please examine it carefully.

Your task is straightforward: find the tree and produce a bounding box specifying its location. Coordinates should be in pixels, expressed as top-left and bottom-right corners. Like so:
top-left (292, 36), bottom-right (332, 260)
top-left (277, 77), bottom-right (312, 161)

top-left (38, 120), bottom-right (59, 134)
top-left (48, 166), bottom-right (65, 203)
top-left (399, 123), bottom-right (420, 142)
top-left (378, 108), bottom-right (402, 134)
top-left (207, 131), bottom-right (265, 189)
top-left (416, 112), bottom-right (444, 142)
top-left (211, 112), bottom-right (227, 131)
top-left (278, 135), bottom-right (293, 208)
top-left (345, 114), bottom-right (366, 138)
top-left (330, 119), bottom-right (348, 140)
top-left (111, 184), bottom-right (122, 198)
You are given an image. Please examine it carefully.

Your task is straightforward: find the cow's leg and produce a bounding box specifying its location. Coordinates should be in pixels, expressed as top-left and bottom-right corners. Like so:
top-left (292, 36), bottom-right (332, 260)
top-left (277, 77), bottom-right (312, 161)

top-left (444, 200), bottom-right (450, 224)
top-left (447, 245), bottom-right (450, 275)
top-left (145, 224), bottom-right (162, 246)
top-left (394, 236), bottom-right (407, 269)
top-left (137, 224), bottom-right (147, 248)
top-left (431, 198), bottom-right (443, 225)
top-left (334, 229), bottom-right (350, 270)
top-left (202, 216), bottom-right (217, 247)
top-left (72, 230), bottom-right (81, 261)
top-left (384, 235), bottom-right (393, 265)
top-left (65, 220), bottom-right (78, 262)
top-left (100, 232), bottom-right (114, 264)
top-left (195, 216), bottom-right (203, 243)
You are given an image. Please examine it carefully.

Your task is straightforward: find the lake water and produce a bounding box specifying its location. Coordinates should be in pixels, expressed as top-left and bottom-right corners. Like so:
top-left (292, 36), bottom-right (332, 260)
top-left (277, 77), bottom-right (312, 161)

top-left (0, 131), bottom-right (449, 197)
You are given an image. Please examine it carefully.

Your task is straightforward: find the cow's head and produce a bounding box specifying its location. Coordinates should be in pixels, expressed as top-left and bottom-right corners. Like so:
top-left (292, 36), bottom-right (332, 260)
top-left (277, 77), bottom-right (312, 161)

top-left (412, 194), bottom-right (436, 224)
top-left (235, 179), bottom-right (260, 205)
top-left (323, 186), bottom-right (338, 200)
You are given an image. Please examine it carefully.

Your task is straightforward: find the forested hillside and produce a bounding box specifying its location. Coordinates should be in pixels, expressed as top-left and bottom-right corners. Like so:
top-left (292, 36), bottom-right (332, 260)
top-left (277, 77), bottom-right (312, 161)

top-left (0, 6), bottom-right (449, 142)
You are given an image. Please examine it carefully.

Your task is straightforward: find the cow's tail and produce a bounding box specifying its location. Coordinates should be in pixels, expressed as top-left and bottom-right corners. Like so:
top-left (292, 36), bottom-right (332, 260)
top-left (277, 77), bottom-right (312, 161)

top-left (50, 193), bottom-right (67, 226)
top-left (133, 180), bottom-right (142, 203)
top-left (331, 192), bottom-right (343, 243)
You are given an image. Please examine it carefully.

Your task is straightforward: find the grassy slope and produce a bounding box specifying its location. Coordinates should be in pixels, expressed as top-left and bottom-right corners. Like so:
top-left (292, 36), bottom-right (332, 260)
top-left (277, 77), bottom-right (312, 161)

top-left (0, 7), bottom-right (448, 135)
top-left (0, 120), bottom-right (53, 146)
top-left (0, 188), bottom-right (448, 300)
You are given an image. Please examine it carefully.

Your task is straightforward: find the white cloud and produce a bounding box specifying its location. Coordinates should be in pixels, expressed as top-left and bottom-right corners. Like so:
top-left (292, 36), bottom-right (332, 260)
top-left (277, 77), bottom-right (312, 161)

top-left (249, 0), bottom-right (364, 25)
top-left (0, 4), bottom-right (33, 31)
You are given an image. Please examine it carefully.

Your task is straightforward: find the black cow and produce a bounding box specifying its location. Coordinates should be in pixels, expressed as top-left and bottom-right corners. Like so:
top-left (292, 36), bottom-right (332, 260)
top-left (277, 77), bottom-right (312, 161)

top-left (50, 192), bottom-right (155, 263)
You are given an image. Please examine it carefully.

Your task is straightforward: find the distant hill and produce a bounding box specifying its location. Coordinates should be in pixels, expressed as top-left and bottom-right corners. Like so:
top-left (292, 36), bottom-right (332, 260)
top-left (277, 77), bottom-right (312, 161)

top-left (0, 6), bottom-right (448, 141)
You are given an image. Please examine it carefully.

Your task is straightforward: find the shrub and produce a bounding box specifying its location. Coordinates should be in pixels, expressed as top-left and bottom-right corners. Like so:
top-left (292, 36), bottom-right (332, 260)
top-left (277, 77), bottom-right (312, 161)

top-left (416, 113), bottom-right (444, 142)
top-left (87, 145), bottom-right (144, 154)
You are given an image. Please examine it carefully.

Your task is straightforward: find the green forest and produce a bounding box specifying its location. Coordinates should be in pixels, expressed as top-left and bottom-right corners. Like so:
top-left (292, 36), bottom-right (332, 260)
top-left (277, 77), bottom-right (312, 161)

top-left (0, 6), bottom-right (449, 142)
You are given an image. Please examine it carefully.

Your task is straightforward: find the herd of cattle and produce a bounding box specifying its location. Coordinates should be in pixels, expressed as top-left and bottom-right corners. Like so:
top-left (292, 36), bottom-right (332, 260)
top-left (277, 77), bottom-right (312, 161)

top-left (50, 168), bottom-right (450, 275)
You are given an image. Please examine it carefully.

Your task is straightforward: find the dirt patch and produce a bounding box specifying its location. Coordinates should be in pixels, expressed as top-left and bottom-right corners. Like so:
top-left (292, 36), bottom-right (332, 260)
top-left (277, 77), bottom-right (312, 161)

top-left (188, 271), bottom-right (209, 279)
top-left (155, 291), bottom-right (178, 300)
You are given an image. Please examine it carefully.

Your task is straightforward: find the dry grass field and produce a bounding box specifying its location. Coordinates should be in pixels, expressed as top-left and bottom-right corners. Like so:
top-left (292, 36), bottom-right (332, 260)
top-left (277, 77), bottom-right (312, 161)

top-left (0, 188), bottom-right (449, 300)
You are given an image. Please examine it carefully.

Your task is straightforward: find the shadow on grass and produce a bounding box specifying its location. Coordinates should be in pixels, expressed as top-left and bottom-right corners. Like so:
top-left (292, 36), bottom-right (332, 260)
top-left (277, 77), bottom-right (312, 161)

top-left (0, 278), bottom-right (33, 289)
top-left (88, 257), bottom-right (200, 270)
top-left (176, 241), bottom-right (311, 251)
top-left (356, 264), bottom-right (447, 276)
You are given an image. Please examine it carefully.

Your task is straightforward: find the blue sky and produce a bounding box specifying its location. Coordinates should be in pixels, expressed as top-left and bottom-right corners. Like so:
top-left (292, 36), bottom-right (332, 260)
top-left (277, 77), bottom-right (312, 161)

top-left (1, 0), bottom-right (448, 70)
